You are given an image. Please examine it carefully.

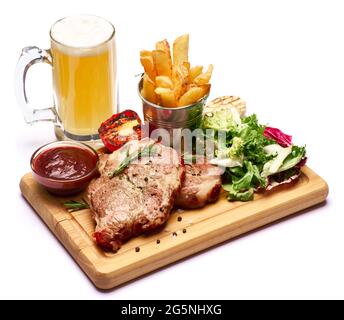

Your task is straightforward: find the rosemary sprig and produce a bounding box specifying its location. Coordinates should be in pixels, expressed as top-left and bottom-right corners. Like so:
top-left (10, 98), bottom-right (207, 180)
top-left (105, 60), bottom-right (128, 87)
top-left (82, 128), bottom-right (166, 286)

top-left (108, 144), bottom-right (157, 178)
top-left (64, 198), bottom-right (90, 212)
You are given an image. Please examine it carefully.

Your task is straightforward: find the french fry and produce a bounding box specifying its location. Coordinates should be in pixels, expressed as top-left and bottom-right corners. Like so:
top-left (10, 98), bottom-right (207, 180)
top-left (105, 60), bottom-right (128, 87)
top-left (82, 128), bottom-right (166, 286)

top-left (140, 51), bottom-right (156, 80)
top-left (156, 39), bottom-right (170, 53)
top-left (185, 83), bottom-right (197, 92)
top-left (155, 87), bottom-right (177, 107)
top-left (152, 50), bottom-right (172, 77)
top-left (173, 34), bottom-right (189, 66)
top-left (172, 74), bottom-right (183, 100)
top-left (172, 62), bottom-right (190, 98)
top-left (140, 35), bottom-right (212, 108)
top-left (198, 84), bottom-right (211, 97)
top-left (172, 77), bottom-right (184, 102)
top-left (193, 64), bottom-right (214, 85)
top-left (178, 87), bottom-right (204, 107)
top-left (140, 50), bottom-right (152, 57)
top-left (189, 65), bottom-right (203, 82)
top-left (155, 76), bottom-right (173, 89)
top-left (182, 61), bottom-right (190, 71)
top-left (141, 74), bottom-right (157, 104)
top-left (156, 39), bottom-right (172, 72)
top-left (176, 63), bottom-right (189, 84)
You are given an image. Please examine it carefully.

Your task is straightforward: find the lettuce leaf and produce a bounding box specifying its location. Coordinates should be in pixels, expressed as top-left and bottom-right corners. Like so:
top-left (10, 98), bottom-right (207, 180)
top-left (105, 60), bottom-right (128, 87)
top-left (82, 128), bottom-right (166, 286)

top-left (261, 145), bottom-right (292, 177)
top-left (278, 146), bottom-right (306, 173)
top-left (240, 115), bottom-right (274, 166)
top-left (223, 160), bottom-right (266, 201)
top-left (223, 184), bottom-right (254, 202)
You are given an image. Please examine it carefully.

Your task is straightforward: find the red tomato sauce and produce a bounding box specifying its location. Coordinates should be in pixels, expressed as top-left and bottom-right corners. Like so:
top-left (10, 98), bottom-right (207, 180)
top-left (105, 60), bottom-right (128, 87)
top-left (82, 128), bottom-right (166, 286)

top-left (33, 146), bottom-right (98, 180)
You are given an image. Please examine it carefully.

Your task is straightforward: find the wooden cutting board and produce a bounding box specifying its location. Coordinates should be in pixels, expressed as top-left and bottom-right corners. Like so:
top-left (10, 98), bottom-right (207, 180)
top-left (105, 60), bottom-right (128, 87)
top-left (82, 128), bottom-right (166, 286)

top-left (20, 166), bottom-right (328, 289)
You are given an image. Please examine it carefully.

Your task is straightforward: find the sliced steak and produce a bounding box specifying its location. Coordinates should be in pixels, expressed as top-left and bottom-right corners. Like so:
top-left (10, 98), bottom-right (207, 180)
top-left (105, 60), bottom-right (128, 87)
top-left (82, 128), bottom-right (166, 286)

top-left (175, 159), bottom-right (222, 209)
top-left (87, 139), bottom-right (184, 251)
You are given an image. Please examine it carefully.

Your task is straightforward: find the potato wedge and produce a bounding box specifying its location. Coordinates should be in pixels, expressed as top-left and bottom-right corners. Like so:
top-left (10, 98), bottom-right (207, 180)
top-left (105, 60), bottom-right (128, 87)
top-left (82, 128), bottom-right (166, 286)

top-left (155, 87), bottom-right (177, 107)
top-left (141, 74), bottom-right (157, 104)
top-left (173, 34), bottom-right (189, 66)
top-left (193, 64), bottom-right (214, 85)
top-left (140, 51), bottom-right (156, 80)
top-left (155, 76), bottom-right (173, 89)
top-left (178, 86), bottom-right (204, 107)
top-left (189, 65), bottom-right (203, 82)
top-left (152, 50), bottom-right (172, 77)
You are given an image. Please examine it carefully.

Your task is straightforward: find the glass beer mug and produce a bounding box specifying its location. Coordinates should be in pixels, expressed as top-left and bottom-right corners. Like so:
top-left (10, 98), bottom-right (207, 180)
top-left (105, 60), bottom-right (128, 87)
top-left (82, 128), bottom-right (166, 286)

top-left (15, 15), bottom-right (118, 143)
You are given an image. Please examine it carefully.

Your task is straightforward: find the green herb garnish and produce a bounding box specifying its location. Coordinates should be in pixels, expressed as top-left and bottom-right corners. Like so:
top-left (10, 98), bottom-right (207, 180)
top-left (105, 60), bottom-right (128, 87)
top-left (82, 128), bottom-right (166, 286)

top-left (64, 199), bottom-right (90, 212)
top-left (108, 144), bottom-right (157, 178)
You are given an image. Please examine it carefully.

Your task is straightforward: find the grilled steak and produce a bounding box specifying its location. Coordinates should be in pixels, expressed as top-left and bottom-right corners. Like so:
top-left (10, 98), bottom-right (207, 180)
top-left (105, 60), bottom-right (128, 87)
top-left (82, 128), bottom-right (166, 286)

top-left (87, 139), bottom-right (184, 251)
top-left (175, 159), bottom-right (222, 209)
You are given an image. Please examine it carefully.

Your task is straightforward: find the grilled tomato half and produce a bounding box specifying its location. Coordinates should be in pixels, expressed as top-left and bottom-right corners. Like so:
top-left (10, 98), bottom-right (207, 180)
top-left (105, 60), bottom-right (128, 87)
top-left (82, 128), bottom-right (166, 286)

top-left (99, 110), bottom-right (142, 152)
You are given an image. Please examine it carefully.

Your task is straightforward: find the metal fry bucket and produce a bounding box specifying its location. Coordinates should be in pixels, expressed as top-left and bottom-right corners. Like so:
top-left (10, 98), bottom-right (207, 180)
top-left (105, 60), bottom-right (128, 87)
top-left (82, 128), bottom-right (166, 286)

top-left (138, 78), bottom-right (209, 137)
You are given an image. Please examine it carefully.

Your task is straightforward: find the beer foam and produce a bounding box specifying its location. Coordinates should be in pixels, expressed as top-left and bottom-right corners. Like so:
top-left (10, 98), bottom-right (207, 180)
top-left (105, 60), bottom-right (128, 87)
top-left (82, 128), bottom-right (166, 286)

top-left (51, 15), bottom-right (114, 48)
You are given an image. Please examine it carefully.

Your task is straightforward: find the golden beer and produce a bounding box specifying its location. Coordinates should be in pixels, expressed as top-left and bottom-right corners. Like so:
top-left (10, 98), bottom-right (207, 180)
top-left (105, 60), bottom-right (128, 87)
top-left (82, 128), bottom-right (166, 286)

top-left (50, 15), bottom-right (117, 139)
top-left (51, 41), bottom-right (117, 136)
top-left (16, 15), bottom-right (117, 142)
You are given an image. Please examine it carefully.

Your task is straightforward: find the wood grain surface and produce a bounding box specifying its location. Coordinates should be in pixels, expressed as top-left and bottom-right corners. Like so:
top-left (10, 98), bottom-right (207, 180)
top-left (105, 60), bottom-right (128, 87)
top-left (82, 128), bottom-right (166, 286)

top-left (20, 166), bottom-right (328, 289)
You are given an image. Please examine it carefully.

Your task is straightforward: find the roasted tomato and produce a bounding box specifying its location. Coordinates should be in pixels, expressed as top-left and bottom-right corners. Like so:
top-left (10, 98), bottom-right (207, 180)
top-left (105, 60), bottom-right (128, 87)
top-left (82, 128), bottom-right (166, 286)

top-left (98, 110), bottom-right (142, 152)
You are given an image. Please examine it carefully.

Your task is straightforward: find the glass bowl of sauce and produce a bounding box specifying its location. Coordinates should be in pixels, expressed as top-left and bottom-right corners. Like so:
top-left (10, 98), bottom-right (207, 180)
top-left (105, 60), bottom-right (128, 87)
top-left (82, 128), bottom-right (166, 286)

top-left (31, 141), bottom-right (99, 196)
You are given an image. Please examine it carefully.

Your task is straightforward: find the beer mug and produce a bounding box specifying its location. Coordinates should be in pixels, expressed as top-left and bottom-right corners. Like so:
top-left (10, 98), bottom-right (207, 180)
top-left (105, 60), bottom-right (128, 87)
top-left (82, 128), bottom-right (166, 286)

top-left (15, 15), bottom-right (118, 142)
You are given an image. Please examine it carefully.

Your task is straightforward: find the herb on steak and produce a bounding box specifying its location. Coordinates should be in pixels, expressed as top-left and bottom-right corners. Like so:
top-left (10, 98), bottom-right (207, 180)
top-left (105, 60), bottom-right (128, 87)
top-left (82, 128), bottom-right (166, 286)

top-left (64, 199), bottom-right (90, 212)
top-left (108, 144), bottom-right (158, 178)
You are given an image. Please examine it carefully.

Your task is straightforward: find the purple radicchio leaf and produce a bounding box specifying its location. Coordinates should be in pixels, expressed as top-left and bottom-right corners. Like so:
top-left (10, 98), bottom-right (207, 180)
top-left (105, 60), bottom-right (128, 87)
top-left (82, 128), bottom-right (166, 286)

top-left (264, 126), bottom-right (293, 147)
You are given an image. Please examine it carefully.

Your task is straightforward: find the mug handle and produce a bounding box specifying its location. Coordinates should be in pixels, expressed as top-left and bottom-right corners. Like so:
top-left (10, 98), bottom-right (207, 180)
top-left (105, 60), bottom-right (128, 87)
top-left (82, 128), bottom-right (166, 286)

top-left (15, 46), bottom-right (58, 124)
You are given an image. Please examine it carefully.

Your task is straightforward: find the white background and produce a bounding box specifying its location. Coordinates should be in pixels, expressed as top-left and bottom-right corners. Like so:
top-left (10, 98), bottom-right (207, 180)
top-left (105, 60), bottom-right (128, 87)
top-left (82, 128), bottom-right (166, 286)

top-left (0, 0), bottom-right (343, 299)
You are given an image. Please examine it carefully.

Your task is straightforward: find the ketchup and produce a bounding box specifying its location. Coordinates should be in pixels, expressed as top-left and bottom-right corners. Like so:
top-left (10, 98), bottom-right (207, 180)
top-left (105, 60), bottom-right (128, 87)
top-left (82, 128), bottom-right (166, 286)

top-left (33, 146), bottom-right (98, 180)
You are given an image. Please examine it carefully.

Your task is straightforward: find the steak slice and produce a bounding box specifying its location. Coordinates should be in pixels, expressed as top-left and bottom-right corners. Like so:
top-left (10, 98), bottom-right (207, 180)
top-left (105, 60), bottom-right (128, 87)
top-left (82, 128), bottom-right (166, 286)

top-left (87, 139), bottom-right (184, 252)
top-left (175, 159), bottom-right (222, 209)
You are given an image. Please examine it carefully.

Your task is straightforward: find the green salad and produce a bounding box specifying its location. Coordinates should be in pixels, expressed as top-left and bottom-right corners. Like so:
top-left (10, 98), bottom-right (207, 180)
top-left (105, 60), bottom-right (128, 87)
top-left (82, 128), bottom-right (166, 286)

top-left (202, 107), bottom-right (307, 201)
